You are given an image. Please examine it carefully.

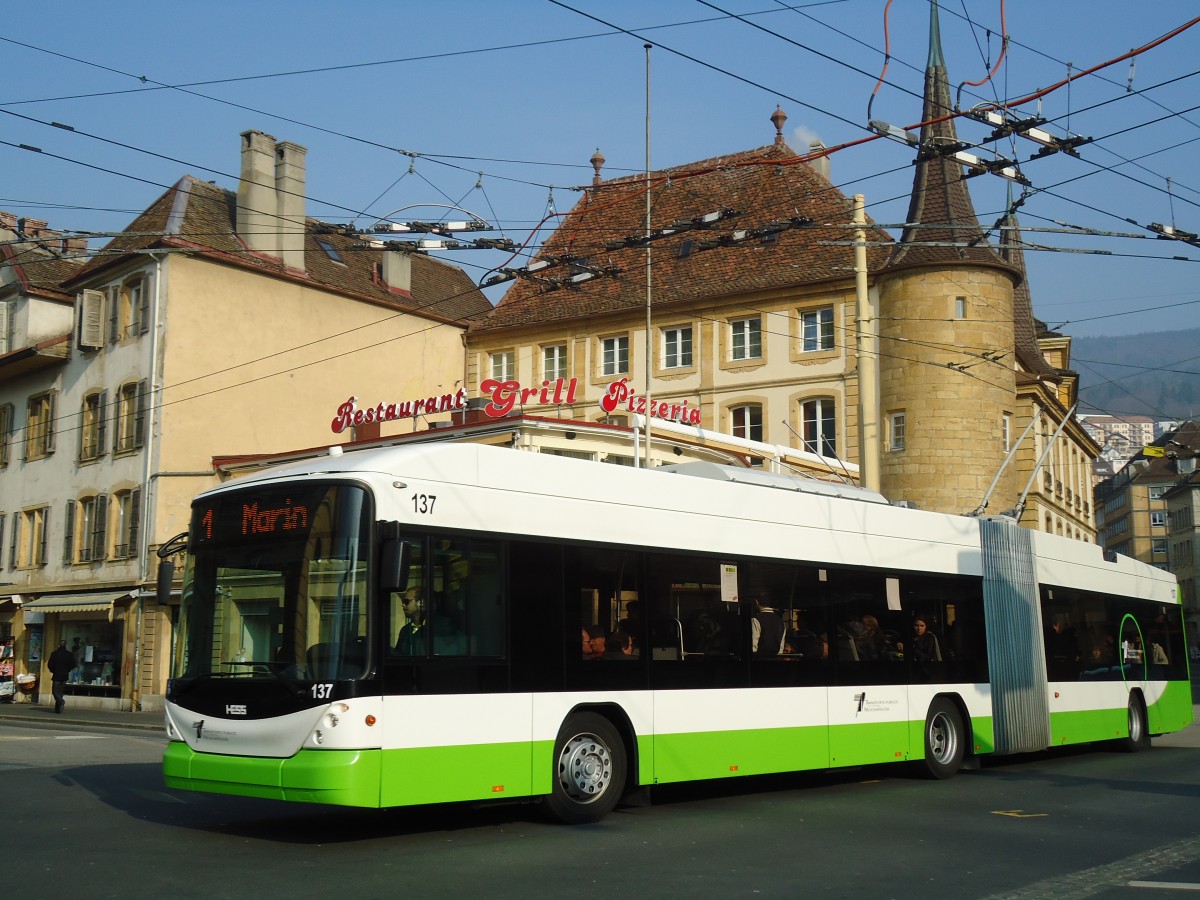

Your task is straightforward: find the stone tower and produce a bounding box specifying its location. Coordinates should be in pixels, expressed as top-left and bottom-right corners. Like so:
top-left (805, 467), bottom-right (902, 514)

top-left (876, 0), bottom-right (1021, 515)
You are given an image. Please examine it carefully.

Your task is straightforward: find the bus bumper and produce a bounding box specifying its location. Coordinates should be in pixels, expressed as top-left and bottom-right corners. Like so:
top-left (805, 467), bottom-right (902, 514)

top-left (163, 741), bottom-right (382, 807)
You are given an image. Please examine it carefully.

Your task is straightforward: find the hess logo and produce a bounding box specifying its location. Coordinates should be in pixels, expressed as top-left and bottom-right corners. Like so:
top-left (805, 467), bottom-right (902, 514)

top-left (226, 704), bottom-right (247, 716)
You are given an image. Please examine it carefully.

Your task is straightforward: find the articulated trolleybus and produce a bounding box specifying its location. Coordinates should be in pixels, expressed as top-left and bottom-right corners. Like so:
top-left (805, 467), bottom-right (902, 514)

top-left (161, 443), bottom-right (1192, 823)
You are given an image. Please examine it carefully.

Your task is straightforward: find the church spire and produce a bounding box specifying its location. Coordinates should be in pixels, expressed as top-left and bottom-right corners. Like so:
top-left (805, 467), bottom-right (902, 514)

top-left (887, 0), bottom-right (1015, 275)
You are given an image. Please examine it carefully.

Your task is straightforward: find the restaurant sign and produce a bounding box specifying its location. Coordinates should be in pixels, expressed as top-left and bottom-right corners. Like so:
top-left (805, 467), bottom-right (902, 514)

top-left (330, 376), bottom-right (699, 434)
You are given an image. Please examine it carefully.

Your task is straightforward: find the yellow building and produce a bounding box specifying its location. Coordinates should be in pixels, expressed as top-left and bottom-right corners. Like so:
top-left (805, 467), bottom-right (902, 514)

top-left (0, 131), bottom-right (490, 710)
top-left (465, 1), bottom-right (1096, 537)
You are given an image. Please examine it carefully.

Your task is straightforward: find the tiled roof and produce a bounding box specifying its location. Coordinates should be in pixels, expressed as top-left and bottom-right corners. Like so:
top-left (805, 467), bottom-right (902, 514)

top-left (1000, 211), bottom-right (1056, 377)
top-left (1, 245), bottom-right (81, 302)
top-left (66, 176), bottom-right (491, 325)
top-left (472, 142), bottom-right (893, 333)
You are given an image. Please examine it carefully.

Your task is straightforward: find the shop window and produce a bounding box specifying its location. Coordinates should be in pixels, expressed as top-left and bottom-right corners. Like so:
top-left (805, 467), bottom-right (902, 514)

top-left (59, 623), bottom-right (122, 691)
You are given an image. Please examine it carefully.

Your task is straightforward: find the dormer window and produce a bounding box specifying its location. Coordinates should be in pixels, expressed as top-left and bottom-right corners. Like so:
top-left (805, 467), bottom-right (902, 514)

top-left (316, 238), bottom-right (344, 264)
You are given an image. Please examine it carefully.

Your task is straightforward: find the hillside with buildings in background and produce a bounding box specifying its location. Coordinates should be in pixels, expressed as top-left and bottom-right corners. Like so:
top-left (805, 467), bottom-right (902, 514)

top-left (1074, 328), bottom-right (1200, 422)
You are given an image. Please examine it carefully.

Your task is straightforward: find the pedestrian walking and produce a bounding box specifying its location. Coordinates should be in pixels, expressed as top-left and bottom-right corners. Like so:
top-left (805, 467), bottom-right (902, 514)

top-left (48, 640), bottom-right (74, 714)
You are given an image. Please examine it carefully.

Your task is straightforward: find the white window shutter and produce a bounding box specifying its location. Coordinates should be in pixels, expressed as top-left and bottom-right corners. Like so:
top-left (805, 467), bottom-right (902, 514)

top-left (79, 290), bottom-right (105, 349)
top-left (0, 301), bottom-right (10, 354)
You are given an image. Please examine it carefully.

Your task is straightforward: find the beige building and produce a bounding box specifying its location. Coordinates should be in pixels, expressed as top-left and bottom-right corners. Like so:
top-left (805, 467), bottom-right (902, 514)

top-left (0, 131), bottom-right (490, 710)
top-left (465, 2), bottom-right (1097, 538)
top-left (1100, 420), bottom-right (1200, 637)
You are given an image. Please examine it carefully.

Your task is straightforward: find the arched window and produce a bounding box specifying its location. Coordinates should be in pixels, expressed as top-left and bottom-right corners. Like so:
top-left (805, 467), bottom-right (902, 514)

top-left (800, 398), bottom-right (837, 457)
top-left (730, 404), bottom-right (763, 442)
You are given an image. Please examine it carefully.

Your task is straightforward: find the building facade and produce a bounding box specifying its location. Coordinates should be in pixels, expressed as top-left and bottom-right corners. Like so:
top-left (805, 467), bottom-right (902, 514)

top-left (464, 1), bottom-right (1097, 536)
top-left (0, 131), bottom-right (490, 710)
top-left (1098, 420), bottom-right (1200, 639)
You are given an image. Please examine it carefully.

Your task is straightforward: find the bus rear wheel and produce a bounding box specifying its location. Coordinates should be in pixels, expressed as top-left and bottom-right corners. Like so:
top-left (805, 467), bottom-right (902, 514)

top-left (922, 698), bottom-right (965, 779)
top-left (544, 712), bottom-right (626, 824)
top-left (1119, 695), bottom-right (1151, 753)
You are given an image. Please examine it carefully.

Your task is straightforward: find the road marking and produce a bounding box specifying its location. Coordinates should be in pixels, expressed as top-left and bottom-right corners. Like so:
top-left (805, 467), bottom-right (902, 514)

top-left (1128, 882), bottom-right (1200, 892)
top-left (53, 735), bottom-right (103, 740)
top-left (992, 809), bottom-right (1049, 818)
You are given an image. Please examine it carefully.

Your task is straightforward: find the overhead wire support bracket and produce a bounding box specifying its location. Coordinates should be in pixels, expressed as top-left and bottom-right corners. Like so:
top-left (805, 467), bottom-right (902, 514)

top-left (1149, 222), bottom-right (1200, 248)
top-left (966, 108), bottom-right (1092, 159)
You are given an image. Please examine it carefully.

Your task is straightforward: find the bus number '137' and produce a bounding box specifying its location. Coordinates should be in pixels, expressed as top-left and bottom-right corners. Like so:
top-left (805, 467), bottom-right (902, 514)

top-left (412, 493), bottom-right (437, 515)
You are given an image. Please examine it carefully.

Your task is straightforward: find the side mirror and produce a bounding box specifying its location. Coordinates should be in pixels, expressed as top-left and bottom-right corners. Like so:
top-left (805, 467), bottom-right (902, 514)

top-left (380, 539), bottom-right (410, 593)
top-left (156, 559), bottom-right (176, 605)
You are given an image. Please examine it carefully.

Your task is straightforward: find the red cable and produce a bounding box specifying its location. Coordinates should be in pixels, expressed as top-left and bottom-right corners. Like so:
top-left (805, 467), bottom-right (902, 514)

top-left (962, 0), bottom-right (1008, 88)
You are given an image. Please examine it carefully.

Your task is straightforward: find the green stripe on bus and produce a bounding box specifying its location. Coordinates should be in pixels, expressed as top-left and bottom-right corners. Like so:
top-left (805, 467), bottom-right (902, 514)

top-left (1048, 706), bottom-right (1127, 745)
top-left (379, 742), bottom-right (541, 806)
top-left (1148, 680), bottom-right (1195, 735)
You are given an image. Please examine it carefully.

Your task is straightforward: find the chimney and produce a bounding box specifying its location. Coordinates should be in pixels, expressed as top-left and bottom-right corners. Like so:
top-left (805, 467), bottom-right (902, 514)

top-left (18, 217), bottom-right (49, 238)
top-left (237, 130), bottom-right (278, 258)
top-left (275, 140), bottom-right (307, 271)
top-left (381, 247), bottom-right (412, 294)
top-left (807, 140), bottom-right (830, 181)
top-left (0, 211), bottom-right (17, 232)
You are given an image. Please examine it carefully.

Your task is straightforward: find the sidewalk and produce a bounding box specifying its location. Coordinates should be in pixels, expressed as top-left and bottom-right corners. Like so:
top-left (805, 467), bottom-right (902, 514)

top-left (0, 700), bottom-right (164, 732)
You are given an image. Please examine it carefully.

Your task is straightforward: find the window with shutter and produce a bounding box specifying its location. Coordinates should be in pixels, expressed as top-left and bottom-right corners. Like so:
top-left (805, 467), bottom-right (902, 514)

top-left (0, 301), bottom-right (10, 355)
top-left (78, 289), bottom-right (105, 350)
top-left (63, 500), bottom-right (75, 563)
top-left (108, 285), bottom-right (120, 344)
top-left (138, 276), bottom-right (151, 334)
top-left (135, 379), bottom-right (148, 449)
top-left (92, 493), bottom-right (108, 561)
top-left (0, 403), bottom-right (11, 468)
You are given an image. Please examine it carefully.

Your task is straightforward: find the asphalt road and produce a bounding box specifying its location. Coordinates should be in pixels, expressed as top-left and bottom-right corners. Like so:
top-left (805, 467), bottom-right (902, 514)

top-left (5, 716), bottom-right (1200, 900)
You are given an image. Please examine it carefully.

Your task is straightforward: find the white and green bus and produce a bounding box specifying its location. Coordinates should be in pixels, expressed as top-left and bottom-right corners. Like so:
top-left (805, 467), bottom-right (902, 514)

top-left (161, 442), bottom-right (1193, 823)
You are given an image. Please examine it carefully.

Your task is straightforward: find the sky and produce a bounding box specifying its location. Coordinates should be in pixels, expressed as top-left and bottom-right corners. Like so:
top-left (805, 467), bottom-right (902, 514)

top-left (4, 0), bottom-right (1200, 348)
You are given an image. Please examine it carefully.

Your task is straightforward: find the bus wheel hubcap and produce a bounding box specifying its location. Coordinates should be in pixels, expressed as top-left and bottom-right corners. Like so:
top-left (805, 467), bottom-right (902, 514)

top-left (930, 713), bottom-right (956, 763)
top-left (558, 734), bottom-right (612, 802)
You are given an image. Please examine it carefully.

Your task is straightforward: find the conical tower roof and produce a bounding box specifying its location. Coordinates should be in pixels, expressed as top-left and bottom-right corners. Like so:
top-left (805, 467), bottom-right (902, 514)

top-left (999, 189), bottom-right (1057, 377)
top-left (887, 0), bottom-right (1018, 278)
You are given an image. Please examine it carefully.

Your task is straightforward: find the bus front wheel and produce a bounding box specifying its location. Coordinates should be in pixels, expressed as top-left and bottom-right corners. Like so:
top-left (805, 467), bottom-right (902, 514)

top-left (922, 698), bottom-right (965, 779)
top-left (544, 712), bottom-right (626, 824)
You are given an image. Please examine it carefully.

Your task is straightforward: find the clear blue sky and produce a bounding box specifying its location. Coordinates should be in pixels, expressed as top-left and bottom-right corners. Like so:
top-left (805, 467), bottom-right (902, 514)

top-left (4, 1), bottom-right (1200, 346)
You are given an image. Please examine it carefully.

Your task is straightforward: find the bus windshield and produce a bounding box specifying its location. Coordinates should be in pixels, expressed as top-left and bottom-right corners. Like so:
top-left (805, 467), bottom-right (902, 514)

top-left (172, 481), bottom-right (372, 683)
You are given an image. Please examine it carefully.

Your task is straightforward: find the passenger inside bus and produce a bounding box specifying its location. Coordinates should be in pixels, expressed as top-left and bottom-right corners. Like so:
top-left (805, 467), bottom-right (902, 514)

top-left (750, 596), bottom-right (785, 657)
top-left (583, 626), bottom-right (606, 660)
top-left (898, 616), bottom-right (941, 663)
top-left (605, 631), bottom-right (635, 659)
top-left (393, 587), bottom-right (426, 656)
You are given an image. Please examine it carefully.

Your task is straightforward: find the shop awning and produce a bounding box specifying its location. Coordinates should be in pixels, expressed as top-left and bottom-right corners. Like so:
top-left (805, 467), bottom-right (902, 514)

top-left (22, 592), bottom-right (131, 614)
